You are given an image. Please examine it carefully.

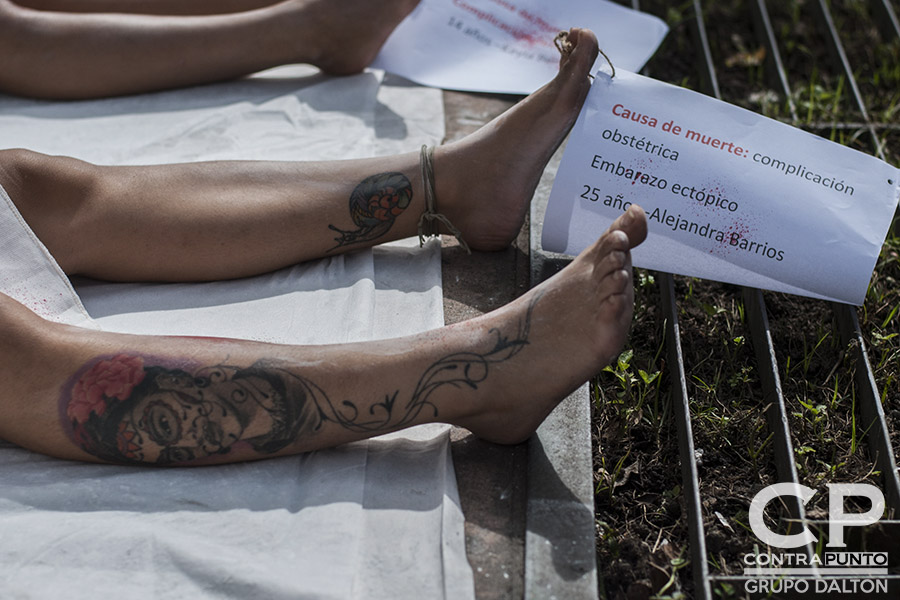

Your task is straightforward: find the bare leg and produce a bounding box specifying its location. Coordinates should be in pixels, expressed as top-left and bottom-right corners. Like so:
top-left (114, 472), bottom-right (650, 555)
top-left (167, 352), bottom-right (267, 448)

top-left (0, 28), bottom-right (599, 281)
top-left (0, 206), bottom-right (646, 465)
top-left (11, 0), bottom-right (284, 15)
top-left (0, 0), bottom-right (420, 99)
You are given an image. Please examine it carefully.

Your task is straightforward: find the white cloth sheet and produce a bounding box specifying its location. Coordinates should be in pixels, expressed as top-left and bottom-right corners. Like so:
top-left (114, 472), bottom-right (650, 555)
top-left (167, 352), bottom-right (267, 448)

top-left (0, 66), bottom-right (475, 600)
top-left (0, 185), bottom-right (96, 329)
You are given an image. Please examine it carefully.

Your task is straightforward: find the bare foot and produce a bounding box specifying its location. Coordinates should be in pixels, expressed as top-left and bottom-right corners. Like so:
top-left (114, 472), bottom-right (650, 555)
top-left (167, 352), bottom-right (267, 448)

top-left (297, 0), bottom-right (421, 75)
top-left (454, 204), bottom-right (647, 444)
top-left (436, 27), bottom-right (599, 251)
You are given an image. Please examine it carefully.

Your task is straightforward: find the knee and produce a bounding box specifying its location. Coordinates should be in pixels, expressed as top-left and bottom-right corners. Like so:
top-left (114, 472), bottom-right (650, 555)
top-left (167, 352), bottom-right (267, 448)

top-left (0, 2), bottom-right (64, 99)
top-left (0, 149), bottom-right (100, 274)
top-left (0, 148), bottom-right (86, 203)
top-left (0, 0), bottom-right (16, 19)
top-left (0, 2), bottom-right (27, 59)
top-left (0, 147), bottom-right (99, 204)
top-left (0, 147), bottom-right (46, 173)
top-left (0, 289), bottom-right (54, 345)
top-left (0, 148), bottom-right (43, 204)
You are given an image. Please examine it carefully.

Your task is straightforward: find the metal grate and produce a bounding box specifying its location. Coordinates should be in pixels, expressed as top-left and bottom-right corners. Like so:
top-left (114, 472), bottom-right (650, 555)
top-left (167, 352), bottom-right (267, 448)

top-left (623, 0), bottom-right (900, 597)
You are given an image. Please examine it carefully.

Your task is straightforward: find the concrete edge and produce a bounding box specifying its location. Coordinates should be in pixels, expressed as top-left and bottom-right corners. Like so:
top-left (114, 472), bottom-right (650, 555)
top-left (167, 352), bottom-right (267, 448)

top-left (524, 144), bottom-right (600, 600)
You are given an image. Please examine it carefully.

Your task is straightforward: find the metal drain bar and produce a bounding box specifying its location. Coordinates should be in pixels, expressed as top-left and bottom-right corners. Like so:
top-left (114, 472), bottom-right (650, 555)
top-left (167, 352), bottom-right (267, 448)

top-left (627, 0), bottom-right (900, 597)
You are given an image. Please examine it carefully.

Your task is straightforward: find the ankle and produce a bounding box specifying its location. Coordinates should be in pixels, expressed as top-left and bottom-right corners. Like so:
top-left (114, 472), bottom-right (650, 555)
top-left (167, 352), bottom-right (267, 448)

top-left (283, 0), bottom-right (421, 75)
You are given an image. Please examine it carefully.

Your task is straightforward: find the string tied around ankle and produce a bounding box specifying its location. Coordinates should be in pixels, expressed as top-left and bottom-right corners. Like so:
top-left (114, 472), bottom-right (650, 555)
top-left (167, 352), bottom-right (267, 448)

top-left (418, 145), bottom-right (471, 254)
top-left (554, 31), bottom-right (615, 79)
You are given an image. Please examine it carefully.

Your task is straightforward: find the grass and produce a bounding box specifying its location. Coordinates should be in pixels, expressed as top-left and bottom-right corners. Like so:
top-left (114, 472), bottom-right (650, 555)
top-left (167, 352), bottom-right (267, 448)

top-left (767, 294), bottom-right (883, 514)
top-left (593, 0), bottom-right (900, 598)
top-left (861, 212), bottom-right (900, 454)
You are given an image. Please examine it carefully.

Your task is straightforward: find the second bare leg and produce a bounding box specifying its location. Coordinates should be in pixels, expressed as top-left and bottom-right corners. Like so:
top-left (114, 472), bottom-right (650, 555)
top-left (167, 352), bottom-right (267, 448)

top-left (0, 28), bottom-right (600, 282)
top-left (10, 0), bottom-right (284, 15)
top-left (0, 0), bottom-right (420, 98)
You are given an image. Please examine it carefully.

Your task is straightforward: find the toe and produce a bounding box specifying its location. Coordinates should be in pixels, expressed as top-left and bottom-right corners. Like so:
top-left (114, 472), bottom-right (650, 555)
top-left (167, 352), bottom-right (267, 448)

top-left (598, 266), bottom-right (631, 300)
top-left (602, 204), bottom-right (648, 250)
top-left (619, 204), bottom-right (648, 248)
top-left (559, 28), bottom-right (599, 77)
top-left (594, 249), bottom-right (628, 279)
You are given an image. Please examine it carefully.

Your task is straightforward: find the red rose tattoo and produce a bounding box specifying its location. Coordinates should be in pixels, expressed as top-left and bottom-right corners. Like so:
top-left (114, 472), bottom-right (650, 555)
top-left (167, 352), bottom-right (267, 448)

top-left (68, 354), bottom-right (146, 423)
top-left (62, 357), bottom-right (323, 465)
top-left (328, 172), bottom-right (413, 250)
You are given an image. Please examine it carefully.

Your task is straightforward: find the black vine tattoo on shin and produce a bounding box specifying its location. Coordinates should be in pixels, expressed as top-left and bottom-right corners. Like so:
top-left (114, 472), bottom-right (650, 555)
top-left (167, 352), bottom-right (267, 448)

top-left (318, 295), bottom-right (536, 433)
top-left (328, 171), bottom-right (412, 251)
top-left (62, 298), bottom-right (538, 465)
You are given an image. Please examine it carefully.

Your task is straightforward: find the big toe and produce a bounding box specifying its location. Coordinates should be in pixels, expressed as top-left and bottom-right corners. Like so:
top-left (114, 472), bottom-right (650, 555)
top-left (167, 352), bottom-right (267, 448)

top-left (558, 28), bottom-right (600, 79)
top-left (612, 204), bottom-right (648, 249)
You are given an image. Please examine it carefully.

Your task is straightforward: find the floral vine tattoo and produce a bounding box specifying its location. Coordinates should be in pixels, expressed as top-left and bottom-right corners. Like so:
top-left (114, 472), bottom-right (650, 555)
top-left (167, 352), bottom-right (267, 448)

top-left (328, 171), bottom-right (412, 251)
top-left (61, 297), bottom-right (538, 466)
top-left (319, 295), bottom-right (536, 433)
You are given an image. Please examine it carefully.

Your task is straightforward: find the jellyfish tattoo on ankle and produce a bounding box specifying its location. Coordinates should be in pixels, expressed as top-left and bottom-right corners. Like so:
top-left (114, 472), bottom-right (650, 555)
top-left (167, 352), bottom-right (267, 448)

top-left (328, 171), bottom-right (412, 250)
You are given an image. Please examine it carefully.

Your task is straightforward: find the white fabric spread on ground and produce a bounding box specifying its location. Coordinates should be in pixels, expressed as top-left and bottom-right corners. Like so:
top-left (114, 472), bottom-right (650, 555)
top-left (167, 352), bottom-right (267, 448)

top-left (0, 185), bottom-right (96, 329)
top-left (0, 66), bottom-right (474, 600)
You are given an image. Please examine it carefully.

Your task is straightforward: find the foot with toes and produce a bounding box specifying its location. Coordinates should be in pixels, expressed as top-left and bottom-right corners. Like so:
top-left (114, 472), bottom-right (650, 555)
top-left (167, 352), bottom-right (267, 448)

top-left (454, 204), bottom-right (648, 444)
top-left (435, 27), bottom-right (599, 252)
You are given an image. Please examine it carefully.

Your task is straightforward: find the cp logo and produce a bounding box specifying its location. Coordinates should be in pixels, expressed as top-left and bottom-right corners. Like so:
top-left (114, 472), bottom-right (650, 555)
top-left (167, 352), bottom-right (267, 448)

top-left (749, 483), bottom-right (885, 548)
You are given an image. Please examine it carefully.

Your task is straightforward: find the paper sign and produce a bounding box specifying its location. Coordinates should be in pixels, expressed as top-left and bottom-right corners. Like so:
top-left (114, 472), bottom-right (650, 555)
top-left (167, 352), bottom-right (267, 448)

top-left (543, 70), bottom-right (900, 305)
top-left (371, 0), bottom-right (668, 95)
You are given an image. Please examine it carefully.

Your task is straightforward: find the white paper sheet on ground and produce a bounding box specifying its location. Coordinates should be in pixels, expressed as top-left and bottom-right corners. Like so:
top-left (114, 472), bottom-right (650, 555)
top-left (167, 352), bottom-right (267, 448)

top-left (371, 0), bottom-right (668, 95)
top-left (0, 67), bottom-right (475, 600)
top-left (542, 69), bottom-right (900, 305)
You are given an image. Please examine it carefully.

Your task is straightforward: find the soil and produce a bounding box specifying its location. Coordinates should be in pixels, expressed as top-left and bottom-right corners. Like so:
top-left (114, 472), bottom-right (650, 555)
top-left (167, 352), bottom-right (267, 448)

top-left (862, 217), bottom-right (900, 466)
top-left (764, 292), bottom-right (884, 517)
top-left (828, 0), bottom-right (900, 118)
top-left (592, 272), bottom-right (691, 599)
top-left (702, 0), bottom-right (779, 113)
top-left (676, 279), bottom-right (779, 577)
top-left (885, 129), bottom-right (900, 166)
top-left (767, 0), bottom-right (865, 122)
top-left (638, 0), bottom-right (702, 90)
